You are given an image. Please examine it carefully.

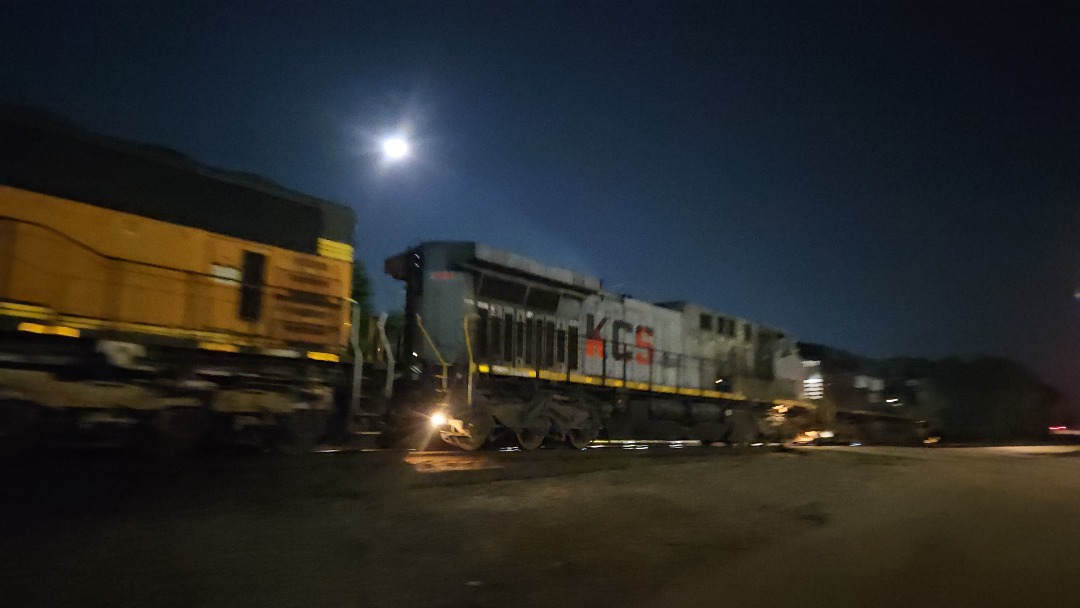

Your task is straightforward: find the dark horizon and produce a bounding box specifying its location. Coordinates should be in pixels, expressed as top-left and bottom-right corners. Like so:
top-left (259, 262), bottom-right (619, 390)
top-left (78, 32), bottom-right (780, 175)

top-left (2, 1), bottom-right (1077, 414)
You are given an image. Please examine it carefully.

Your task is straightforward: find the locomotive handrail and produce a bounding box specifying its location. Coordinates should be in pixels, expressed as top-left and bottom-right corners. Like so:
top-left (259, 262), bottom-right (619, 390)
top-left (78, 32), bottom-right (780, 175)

top-left (462, 315), bottom-right (476, 406)
top-left (415, 314), bottom-right (449, 393)
top-left (377, 313), bottom-right (395, 398)
top-left (348, 302), bottom-right (363, 432)
top-left (0, 214), bottom-right (348, 298)
top-left (0, 214), bottom-right (349, 350)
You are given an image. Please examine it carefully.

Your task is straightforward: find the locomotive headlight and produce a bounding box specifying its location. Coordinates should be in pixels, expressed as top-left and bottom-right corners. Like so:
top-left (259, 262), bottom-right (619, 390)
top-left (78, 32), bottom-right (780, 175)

top-left (430, 412), bottom-right (448, 427)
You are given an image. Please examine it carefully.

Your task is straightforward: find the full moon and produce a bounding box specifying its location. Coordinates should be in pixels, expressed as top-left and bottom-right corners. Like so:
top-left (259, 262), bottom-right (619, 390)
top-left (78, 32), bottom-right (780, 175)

top-left (382, 136), bottom-right (410, 160)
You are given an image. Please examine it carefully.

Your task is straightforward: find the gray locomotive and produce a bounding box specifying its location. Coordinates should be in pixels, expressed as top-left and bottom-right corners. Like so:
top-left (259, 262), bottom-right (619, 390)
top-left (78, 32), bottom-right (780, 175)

top-left (382, 241), bottom-right (811, 450)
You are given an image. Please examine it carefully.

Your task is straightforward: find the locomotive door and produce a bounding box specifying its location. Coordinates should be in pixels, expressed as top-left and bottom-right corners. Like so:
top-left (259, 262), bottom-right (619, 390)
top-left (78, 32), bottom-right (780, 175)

top-left (537, 314), bottom-right (555, 373)
top-left (554, 319), bottom-right (574, 376)
top-left (564, 320), bottom-right (579, 375)
top-left (513, 308), bottom-right (528, 370)
top-left (483, 302), bottom-right (513, 367)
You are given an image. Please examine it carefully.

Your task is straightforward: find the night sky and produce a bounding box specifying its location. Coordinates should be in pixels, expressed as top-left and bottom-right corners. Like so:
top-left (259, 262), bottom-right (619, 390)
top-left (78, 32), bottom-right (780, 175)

top-left (3, 2), bottom-right (1078, 413)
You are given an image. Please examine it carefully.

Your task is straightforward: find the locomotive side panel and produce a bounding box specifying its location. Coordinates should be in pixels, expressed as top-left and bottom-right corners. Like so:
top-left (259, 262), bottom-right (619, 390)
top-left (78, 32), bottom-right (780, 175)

top-left (629, 299), bottom-right (684, 390)
top-left (579, 297), bottom-right (688, 390)
top-left (0, 188), bottom-right (352, 352)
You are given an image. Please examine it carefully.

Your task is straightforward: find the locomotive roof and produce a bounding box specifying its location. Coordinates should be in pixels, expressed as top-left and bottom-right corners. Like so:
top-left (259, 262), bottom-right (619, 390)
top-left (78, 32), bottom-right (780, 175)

top-left (409, 241), bottom-right (602, 293)
top-left (472, 243), bottom-right (601, 292)
top-left (409, 242), bottom-right (795, 335)
top-left (657, 300), bottom-right (793, 336)
top-left (0, 105), bottom-right (356, 253)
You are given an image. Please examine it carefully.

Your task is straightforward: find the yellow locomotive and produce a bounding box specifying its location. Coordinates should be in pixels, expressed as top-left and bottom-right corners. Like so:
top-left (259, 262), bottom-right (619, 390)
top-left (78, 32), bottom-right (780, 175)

top-left (0, 108), bottom-right (355, 453)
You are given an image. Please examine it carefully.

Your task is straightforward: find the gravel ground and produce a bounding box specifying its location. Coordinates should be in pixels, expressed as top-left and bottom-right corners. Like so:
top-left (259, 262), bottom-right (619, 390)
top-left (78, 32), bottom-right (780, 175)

top-left (1, 446), bottom-right (1078, 608)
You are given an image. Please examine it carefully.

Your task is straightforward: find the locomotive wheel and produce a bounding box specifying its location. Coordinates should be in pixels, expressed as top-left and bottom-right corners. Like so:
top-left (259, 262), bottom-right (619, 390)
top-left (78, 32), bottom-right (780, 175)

top-left (0, 400), bottom-right (40, 454)
top-left (696, 423), bottom-right (727, 446)
top-left (144, 407), bottom-right (210, 457)
top-left (273, 409), bottom-right (330, 454)
top-left (725, 412), bottom-right (760, 448)
top-left (567, 427), bottom-right (598, 450)
top-left (516, 426), bottom-right (546, 450)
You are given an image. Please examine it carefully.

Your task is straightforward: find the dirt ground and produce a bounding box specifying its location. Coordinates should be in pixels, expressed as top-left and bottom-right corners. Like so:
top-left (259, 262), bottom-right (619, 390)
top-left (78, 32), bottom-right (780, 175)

top-left (2, 445), bottom-right (1079, 608)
